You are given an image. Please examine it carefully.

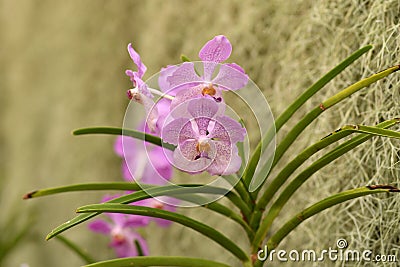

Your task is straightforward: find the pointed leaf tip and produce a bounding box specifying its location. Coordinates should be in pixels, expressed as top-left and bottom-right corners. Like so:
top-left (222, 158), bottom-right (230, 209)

top-left (23, 191), bottom-right (37, 199)
top-left (367, 184), bottom-right (400, 192)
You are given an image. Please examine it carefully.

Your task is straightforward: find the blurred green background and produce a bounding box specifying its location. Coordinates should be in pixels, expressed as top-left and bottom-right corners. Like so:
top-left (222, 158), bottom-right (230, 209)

top-left (1, 1), bottom-right (399, 266)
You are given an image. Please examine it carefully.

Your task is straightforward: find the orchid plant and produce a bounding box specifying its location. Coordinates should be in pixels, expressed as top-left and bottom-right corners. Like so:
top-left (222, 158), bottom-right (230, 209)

top-left (24, 35), bottom-right (400, 267)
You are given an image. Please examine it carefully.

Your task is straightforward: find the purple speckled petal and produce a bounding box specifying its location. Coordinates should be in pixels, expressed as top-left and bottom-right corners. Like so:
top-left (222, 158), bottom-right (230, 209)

top-left (199, 35), bottom-right (232, 80)
top-left (171, 88), bottom-right (226, 119)
top-left (187, 98), bottom-right (219, 120)
top-left (212, 63), bottom-right (248, 91)
top-left (88, 219), bottom-right (112, 235)
top-left (162, 117), bottom-right (195, 145)
top-left (166, 62), bottom-right (203, 91)
top-left (169, 85), bottom-right (203, 115)
top-left (209, 116), bottom-right (246, 144)
top-left (194, 117), bottom-right (212, 136)
top-left (173, 140), bottom-right (212, 173)
top-left (159, 65), bottom-right (179, 95)
top-left (127, 43), bottom-right (147, 78)
top-left (207, 143), bottom-right (241, 175)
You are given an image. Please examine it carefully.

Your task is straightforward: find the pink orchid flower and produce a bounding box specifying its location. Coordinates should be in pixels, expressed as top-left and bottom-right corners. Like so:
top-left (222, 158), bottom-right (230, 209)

top-left (160, 35), bottom-right (248, 111)
top-left (125, 43), bottom-right (159, 132)
top-left (114, 134), bottom-right (173, 185)
top-left (162, 98), bottom-right (246, 175)
top-left (88, 194), bottom-right (149, 257)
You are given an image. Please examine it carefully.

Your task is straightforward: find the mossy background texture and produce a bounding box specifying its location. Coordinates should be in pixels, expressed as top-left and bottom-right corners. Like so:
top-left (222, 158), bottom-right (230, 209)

top-left (1, 1), bottom-right (399, 266)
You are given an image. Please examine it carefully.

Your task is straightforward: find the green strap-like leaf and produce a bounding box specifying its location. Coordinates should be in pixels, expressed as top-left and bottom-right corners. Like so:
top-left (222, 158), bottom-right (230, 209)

top-left (250, 119), bottom-right (400, 229)
top-left (243, 45), bottom-right (373, 190)
top-left (249, 64), bottom-right (400, 196)
top-left (77, 204), bottom-right (250, 262)
top-left (170, 193), bottom-right (254, 239)
top-left (55, 235), bottom-right (95, 264)
top-left (272, 65), bottom-right (400, 175)
top-left (73, 127), bottom-right (176, 151)
top-left (23, 182), bottom-right (142, 199)
top-left (83, 256), bottom-right (232, 267)
top-left (45, 185), bottom-right (250, 241)
top-left (267, 185), bottom-right (399, 250)
top-left (253, 185), bottom-right (400, 267)
top-left (252, 119), bottom-right (400, 250)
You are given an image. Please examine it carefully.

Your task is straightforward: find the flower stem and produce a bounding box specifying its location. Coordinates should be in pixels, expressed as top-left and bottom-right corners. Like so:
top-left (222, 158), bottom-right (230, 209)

top-left (148, 87), bottom-right (175, 100)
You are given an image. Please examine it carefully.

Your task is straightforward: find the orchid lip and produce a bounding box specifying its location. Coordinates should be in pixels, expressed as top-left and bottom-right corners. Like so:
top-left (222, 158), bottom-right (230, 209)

top-left (127, 88), bottom-right (142, 103)
top-left (126, 89), bottom-right (133, 99)
top-left (127, 88), bottom-right (138, 99)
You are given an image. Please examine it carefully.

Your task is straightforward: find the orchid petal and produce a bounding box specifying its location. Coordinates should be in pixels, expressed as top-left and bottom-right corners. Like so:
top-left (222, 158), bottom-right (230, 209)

top-left (166, 62), bottom-right (202, 91)
top-left (159, 65), bottom-right (179, 94)
top-left (125, 69), bottom-right (137, 84)
top-left (199, 35), bottom-right (232, 63)
top-left (114, 136), bottom-right (124, 157)
top-left (123, 216), bottom-right (150, 228)
top-left (112, 239), bottom-right (136, 258)
top-left (207, 143), bottom-right (241, 175)
top-left (121, 160), bottom-right (133, 181)
top-left (194, 117), bottom-right (212, 136)
top-left (199, 35), bottom-right (232, 80)
top-left (162, 117), bottom-right (195, 145)
top-left (133, 233), bottom-right (149, 256)
top-left (212, 63), bottom-right (248, 90)
top-left (148, 146), bottom-right (173, 180)
top-left (140, 147), bottom-right (173, 185)
top-left (210, 116), bottom-right (246, 143)
top-left (169, 85), bottom-right (203, 115)
top-left (174, 147), bottom-right (212, 174)
top-left (119, 232), bottom-right (149, 256)
top-left (88, 219), bottom-right (112, 235)
top-left (127, 43), bottom-right (147, 78)
top-left (187, 98), bottom-right (219, 119)
top-left (173, 139), bottom-right (212, 173)
top-left (155, 98), bottom-right (172, 131)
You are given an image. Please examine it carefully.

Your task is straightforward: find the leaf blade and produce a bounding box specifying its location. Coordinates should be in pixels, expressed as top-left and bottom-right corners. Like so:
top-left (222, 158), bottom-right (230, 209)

top-left (83, 256), bottom-right (232, 267)
top-left (72, 127), bottom-right (176, 151)
top-left (243, 45), bottom-right (373, 191)
top-left (78, 204), bottom-right (249, 262)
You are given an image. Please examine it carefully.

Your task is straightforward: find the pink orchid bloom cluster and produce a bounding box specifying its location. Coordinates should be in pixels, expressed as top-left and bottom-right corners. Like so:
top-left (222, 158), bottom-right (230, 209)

top-left (125, 35), bottom-right (248, 176)
top-left (159, 35), bottom-right (248, 175)
top-left (89, 35), bottom-right (248, 258)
